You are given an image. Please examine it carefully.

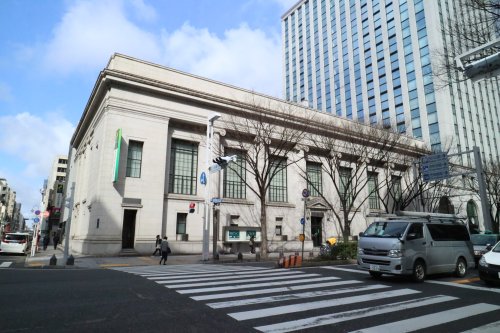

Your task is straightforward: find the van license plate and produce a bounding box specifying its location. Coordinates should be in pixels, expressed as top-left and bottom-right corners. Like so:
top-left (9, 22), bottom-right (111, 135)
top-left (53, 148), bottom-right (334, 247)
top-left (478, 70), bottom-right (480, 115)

top-left (370, 264), bottom-right (380, 271)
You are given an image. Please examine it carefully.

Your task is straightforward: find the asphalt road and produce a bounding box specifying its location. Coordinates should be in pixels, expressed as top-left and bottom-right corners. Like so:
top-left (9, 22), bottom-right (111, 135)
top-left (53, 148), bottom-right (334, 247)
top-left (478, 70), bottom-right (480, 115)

top-left (1, 262), bottom-right (499, 332)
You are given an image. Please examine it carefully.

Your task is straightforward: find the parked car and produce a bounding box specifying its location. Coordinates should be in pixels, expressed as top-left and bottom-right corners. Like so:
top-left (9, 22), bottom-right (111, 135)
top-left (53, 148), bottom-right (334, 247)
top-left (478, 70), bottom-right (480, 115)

top-left (478, 240), bottom-right (500, 286)
top-left (357, 212), bottom-right (474, 282)
top-left (471, 234), bottom-right (500, 267)
top-left (0, 232), bottom-right (31, 255)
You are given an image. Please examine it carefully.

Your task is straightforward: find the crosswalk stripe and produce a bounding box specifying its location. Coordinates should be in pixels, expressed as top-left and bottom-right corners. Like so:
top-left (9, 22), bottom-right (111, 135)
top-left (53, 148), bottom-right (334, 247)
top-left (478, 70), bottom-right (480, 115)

top-left (191, 278), bottom-right (347, 301)
top-left (177, 276), bottom-right (340, 294)
top-left (0, 262), bottom-right (13, 268)
top-left (163, 273), bottom-right (320, 288)
top-left (152, 270), bottom-right (304, 283)
top-left (459, 320), bottom-right (500, 333)
top-left (139, 266), bottom-right (271, 276)
top-left (229, 288), bottom-right (421, 321)
top-left (321, 266), bottom-right (367, 274)
top-left (349, 303), bottom-right (500, 333)
top-left (146, 268), bottom-right (278, 279)
top-left (254, 295), bottom-right (457, 333)
top-left (208, 283), bottom-right (389, 309)
top-left (116, 264), bottom-right (266, 275)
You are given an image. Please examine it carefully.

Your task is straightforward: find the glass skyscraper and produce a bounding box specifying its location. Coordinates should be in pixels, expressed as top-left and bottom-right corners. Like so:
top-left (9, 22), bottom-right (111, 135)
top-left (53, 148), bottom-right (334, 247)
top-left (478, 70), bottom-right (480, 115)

top-left (282, 0), bottom-right (500, 163)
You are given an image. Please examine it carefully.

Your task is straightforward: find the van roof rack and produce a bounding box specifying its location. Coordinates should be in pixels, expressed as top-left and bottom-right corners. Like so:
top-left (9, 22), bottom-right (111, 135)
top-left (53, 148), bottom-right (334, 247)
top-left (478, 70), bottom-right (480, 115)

top-left (390, 211), bottom-right (466, 224)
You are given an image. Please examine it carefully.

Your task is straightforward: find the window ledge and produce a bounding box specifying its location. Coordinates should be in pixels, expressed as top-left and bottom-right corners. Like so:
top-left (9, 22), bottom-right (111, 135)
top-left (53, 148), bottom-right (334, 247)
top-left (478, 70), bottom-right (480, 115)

top-left (221, 198), bottom-right (254, 206)
top-left (266, 202), bottom-right (296, 208)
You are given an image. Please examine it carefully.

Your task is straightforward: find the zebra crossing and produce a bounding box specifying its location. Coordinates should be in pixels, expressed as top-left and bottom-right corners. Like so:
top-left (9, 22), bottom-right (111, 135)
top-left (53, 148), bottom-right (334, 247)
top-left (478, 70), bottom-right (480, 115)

top-left (0, 261), bottom-right (13, 268)
top-left (112, 264), bottom-right (500, 332)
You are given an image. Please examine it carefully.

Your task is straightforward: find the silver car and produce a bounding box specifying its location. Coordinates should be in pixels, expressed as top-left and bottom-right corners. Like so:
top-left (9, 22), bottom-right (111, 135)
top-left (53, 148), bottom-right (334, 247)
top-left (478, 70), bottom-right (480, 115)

top-left (358, 218), bottom-right (474, 282)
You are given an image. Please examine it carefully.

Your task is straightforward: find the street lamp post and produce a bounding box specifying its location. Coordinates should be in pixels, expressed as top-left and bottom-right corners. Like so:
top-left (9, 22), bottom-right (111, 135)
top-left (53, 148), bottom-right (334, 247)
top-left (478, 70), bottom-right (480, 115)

top-left (202, 113), bottom-right (221, 261)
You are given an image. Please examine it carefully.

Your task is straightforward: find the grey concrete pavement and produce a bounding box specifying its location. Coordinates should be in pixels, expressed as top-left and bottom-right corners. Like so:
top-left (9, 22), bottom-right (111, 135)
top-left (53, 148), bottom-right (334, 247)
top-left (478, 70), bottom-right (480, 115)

top-left (24, 246), bottom-right (296, 269)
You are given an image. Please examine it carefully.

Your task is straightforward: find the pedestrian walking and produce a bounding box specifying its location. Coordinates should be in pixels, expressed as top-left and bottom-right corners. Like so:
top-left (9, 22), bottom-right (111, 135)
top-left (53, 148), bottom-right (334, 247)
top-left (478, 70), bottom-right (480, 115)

top-left (42, 235), bottom-right (50, 251)
top-left (53, 233), bottom-right (60, 249)
top-left (159, 236), bottom-right (170, 265)
top-left (249, 235), bottom-right (255, 254)
top-left (152, 235), bottom-right (161, 256)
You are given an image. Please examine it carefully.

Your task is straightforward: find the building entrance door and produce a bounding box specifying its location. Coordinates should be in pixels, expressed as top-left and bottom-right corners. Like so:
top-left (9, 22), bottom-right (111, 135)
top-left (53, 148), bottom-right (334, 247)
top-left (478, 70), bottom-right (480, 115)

top-left (122, 209), bottom-right (137, 249)
top-left (311, 216), bottom-right (322, 247)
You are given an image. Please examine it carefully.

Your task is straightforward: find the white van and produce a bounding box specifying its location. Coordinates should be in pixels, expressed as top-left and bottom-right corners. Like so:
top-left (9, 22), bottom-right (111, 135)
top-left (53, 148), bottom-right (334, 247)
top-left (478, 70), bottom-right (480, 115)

top-left (0, 232), bottom-right (32, 255)
top-left (357, 213), bottom-right (474, 282)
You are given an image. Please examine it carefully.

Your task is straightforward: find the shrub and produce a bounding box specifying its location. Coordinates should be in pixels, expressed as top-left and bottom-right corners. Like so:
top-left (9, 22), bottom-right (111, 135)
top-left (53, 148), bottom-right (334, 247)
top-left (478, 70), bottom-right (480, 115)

top-left (330, 241), bottom-right (358, 260)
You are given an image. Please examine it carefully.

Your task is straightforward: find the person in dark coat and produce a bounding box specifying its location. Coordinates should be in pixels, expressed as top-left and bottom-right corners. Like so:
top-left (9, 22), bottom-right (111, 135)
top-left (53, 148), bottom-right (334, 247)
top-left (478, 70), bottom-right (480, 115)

top-left (42, 234), bottom-right (50, 251)
top-left (53, 233), bottom-right (60, 249)
top-left (159, 236), bottom-right (169, 265)
top-left (152, 235), bottom-right (161, 256)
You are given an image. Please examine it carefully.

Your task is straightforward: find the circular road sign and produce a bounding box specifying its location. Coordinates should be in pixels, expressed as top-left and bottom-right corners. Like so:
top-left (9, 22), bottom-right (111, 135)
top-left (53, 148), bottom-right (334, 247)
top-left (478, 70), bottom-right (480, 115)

top-left (33, 217), bottom-right (40, 223)
top-left (300, 217), bottom-right (305, 225)
top-left (35, 210), bottom-right (41, 216)
top-left (302, 188), bottom-right (310, 198)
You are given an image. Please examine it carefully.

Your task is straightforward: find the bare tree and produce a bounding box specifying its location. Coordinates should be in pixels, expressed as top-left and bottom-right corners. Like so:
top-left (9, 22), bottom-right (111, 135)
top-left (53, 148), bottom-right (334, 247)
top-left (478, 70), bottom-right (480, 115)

top-left (219, 97), bottom-right (314, 258)
top-left (463, 159), bottom-right (500, 233)
top-left (303, 121), bottom-right (419, 242)
top-left (433, 0), bottom-right (500, 87)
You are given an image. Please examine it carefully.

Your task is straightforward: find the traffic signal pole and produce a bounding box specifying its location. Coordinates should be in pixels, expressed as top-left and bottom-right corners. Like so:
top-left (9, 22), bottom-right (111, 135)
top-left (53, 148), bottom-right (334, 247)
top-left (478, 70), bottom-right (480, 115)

top-left (203, 113), bottom-right (220, 261)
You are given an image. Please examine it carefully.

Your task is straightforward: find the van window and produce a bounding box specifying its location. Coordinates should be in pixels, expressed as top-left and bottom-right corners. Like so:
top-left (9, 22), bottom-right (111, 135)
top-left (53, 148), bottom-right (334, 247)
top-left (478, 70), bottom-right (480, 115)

top-left (427, 224), bottom-right (470, 241)
top-left (362, 222), bottom-right (409, 238)
top-left (407, 223), bottom-right (423, 239)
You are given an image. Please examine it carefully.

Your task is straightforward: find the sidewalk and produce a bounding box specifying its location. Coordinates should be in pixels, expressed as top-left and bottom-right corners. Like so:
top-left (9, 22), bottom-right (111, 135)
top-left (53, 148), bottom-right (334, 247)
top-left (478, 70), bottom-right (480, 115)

top-left (24, 246), bottom-right (285, 269)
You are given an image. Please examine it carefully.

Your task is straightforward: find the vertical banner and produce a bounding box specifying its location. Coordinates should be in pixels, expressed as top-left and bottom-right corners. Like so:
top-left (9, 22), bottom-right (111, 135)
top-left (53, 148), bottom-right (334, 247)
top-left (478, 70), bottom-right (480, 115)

top-left (112, 128), bottom-right (122, 182)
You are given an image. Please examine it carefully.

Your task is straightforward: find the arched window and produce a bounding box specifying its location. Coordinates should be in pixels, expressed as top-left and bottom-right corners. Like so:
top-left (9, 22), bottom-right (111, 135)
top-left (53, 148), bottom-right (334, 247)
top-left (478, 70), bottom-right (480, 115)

top-left (437, 196), bottom-right (453, 214)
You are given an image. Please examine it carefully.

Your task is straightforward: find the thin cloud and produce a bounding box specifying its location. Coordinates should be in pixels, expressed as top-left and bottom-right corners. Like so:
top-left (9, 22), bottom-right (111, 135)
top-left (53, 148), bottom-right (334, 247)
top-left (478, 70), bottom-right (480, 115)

top-left (0, 82), bottom-right (13, 102)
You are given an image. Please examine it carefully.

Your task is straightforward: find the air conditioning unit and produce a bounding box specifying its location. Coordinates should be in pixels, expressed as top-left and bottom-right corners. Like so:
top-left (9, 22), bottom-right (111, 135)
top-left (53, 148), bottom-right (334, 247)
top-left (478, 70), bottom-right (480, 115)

top-left (281, 235), bottom-right (288, 241)
top-left (181, 234), bottom-right (189, 241)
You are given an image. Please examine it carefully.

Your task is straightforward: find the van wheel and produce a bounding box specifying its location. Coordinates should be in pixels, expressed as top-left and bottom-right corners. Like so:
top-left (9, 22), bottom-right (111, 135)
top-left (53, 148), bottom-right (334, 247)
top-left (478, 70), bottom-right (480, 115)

top-left (412, 260), bottom-right (426, 282)
top-left (369, 271), bottom-right (382, 278)
top-left (455, 258), bottom-right (467, 278)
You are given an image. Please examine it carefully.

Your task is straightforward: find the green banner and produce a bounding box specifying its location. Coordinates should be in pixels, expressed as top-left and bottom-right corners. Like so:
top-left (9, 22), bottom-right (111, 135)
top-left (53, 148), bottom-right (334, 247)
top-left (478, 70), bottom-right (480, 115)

top-left (112, 128), bottom-right (122, 182)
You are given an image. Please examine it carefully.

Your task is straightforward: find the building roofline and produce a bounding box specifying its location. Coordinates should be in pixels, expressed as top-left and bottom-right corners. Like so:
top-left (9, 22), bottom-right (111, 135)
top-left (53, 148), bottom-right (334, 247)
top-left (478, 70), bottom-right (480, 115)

top-left (281, 0), bottom-right (306, 20)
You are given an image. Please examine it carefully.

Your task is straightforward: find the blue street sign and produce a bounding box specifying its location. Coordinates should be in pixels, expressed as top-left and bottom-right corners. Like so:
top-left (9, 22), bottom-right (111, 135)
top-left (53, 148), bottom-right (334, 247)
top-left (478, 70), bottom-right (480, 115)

top-left (211, 198), bottom-right (222, 204)
top-left (300, 217), bottom-right (305, 225)
top-left (302, 189), bottom-right (310, 198)
top-left (33, 217), bottom-right (40, 223)
top-left (200, 172), bottom-right (207, 185)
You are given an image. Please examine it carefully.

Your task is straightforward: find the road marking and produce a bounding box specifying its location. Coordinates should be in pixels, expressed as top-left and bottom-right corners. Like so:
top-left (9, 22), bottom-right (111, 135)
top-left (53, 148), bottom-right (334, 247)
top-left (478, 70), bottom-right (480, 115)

top-left (452, 277), bottom-right (481, 284)
top-left (152, 270), bottom-right (304, 283)
top-left (146, 268), bottom-right (281, 279)
top-left (426, 280), bottom-right (500, 294)
top-left (163, 273), bottom-right (320, 288)
top-left (177, 276), bottom-right (342, 294)
top-left (459, 320), bottom-right (500, 333)
top-left (349, 303), bottom-right (500, 333)
top-left (208, 284), bottom-right (389, 309)
top-left (191, 278), bottom-right (347, 301)
top-left (100, 264), bottom-right (130, 267)
top-left (254, 295), bottom-right (456, 333)
top-left (321, 266), bottom-right (368, 274)
top-left (0, 262), bottom-right (13, 268)
top-left (229, 288), bottom-right (421, 321)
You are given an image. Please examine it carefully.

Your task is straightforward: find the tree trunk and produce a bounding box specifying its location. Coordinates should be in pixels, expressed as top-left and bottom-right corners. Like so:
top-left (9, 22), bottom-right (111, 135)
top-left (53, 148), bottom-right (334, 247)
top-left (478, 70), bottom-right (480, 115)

top-left (260, 196), bottom-right (268, 259)
top-left (343, 211), bottom-right (351, 242)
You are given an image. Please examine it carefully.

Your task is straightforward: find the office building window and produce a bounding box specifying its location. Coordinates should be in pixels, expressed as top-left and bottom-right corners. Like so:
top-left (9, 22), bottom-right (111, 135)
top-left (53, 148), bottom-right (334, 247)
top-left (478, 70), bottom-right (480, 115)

top-left (339, 167), bottom-right (352, 206)
top-left (223, 150), bottom-right (246, 199)
top-left (306, 162), bottom-right (322, 196)
top-left (169, 139), bottom-right (198, 195)
top-left (126, 140), bottom-right (143, 178)
top-left (368, 173), bottom-right (380, 209)
top-left (269, 157), bottom-right (287, 202)
top-left (176, 213), bottom-right (187, 235)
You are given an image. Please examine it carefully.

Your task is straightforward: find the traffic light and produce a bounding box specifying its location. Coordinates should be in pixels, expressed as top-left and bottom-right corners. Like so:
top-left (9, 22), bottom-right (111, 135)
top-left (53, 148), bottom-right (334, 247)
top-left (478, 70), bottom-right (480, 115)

top-left (189, 202), bottom-right (195, 213)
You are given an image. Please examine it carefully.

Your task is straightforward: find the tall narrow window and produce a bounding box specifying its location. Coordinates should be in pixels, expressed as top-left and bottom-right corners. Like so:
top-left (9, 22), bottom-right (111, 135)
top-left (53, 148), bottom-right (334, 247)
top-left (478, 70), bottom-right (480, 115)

top-left (223, 150), bottom-right (246, 199)
top-left (391, 175), bottom-right (402, 203)
top-left (368, 172), bottom-right (380, 209)
top-left (176, 213), bottom-right (187, 235)
top-left (339, 167), bottom-right (352, 207)
top-left (169, 139), bottom-right (198, 195)
top-left (306, 162), bottom-right (322, 196)
top-left (126, 140), bottom-right (143, 178)
top-left (269, 157), bottom-right (287, 202)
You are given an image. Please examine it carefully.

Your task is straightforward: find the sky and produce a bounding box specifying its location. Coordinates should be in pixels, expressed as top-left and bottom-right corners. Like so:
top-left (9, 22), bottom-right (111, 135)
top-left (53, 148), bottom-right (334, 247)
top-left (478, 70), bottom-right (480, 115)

top-left (0, 0), bottom-right (297, 219)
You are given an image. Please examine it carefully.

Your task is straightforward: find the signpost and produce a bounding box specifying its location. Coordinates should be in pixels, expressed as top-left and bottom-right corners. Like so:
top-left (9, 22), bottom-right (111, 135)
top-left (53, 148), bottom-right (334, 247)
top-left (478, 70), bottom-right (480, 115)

top-left (421, 152), bottom-right (449, 182)
top-left (301, 189), bottom-right (309, 259)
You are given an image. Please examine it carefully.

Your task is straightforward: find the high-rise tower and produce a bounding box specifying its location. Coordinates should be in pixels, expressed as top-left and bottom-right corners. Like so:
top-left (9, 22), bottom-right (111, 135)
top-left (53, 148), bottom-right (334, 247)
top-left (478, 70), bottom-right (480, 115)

top-left (282, 0), bottom-right (500, 163)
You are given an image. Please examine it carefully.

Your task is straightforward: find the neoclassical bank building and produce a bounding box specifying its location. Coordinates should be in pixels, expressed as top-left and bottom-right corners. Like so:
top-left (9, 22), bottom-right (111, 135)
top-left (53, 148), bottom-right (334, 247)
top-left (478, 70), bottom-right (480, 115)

top-left (63, 54), bottom-right (471, 257)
